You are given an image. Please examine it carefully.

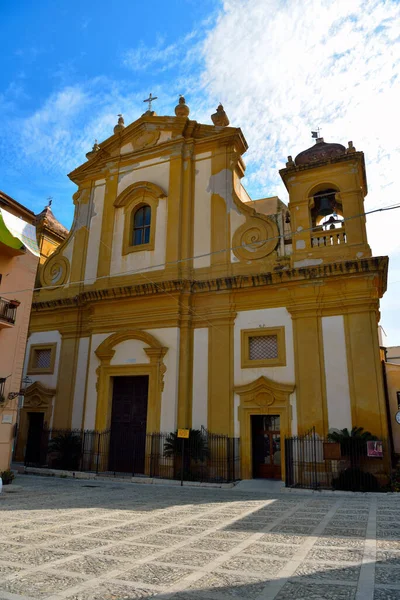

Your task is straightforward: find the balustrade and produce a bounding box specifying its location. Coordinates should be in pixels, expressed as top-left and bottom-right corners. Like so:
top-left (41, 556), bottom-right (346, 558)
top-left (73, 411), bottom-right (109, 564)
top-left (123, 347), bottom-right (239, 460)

top-left (311, 226), bottom-right (346, 248)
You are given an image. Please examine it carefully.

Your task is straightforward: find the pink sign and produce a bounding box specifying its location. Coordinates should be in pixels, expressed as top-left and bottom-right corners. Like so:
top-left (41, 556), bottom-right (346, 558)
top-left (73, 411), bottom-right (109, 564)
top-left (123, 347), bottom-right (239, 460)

top-left (367, 441), bottom-right (383, 458)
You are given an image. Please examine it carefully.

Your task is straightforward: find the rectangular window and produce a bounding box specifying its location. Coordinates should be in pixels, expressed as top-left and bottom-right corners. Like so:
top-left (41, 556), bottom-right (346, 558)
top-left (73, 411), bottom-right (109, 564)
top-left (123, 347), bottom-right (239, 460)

top-left (241, 327), bottom-right (286, 368)
top-left (27, 343), bottom-right (57, 374)
top-left (33, 348), bottom-right (51, 369)
top-left (249, 335), bottom-right (278, 360)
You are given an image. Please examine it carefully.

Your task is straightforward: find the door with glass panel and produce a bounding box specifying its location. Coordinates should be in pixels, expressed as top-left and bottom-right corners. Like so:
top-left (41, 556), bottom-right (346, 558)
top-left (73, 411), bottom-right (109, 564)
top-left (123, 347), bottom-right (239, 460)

top-left (251, 415), bottom-right (281, 479)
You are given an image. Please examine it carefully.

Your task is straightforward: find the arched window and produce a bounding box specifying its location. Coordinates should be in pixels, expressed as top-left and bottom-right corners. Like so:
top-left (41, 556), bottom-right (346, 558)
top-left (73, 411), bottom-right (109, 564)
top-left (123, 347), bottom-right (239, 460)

top-left (311, 188), bottom-right (344, 230)
top-left (132, 205), bottom-right (151, 246)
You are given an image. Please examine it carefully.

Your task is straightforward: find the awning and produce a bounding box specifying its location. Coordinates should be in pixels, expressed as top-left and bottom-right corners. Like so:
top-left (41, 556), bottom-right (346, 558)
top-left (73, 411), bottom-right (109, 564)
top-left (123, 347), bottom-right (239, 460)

top-left (0, 207), bottom-right (40, 257)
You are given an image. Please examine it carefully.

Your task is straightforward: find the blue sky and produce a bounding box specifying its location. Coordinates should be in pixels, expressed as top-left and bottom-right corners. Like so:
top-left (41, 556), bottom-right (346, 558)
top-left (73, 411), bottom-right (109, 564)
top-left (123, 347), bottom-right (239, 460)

top-left (1, 0), bottom-right (400, 343)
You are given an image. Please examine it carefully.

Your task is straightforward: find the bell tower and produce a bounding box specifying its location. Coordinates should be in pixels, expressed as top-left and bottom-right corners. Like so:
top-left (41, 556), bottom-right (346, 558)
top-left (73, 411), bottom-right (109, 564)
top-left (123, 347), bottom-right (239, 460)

top-left (280, 137), bottom-right (372, 268)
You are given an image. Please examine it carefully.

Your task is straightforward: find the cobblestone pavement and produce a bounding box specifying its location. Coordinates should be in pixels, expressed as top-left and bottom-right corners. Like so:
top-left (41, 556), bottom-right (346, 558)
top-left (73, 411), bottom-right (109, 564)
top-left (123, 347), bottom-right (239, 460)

top-left (0, 476), bottom-right (399, 600)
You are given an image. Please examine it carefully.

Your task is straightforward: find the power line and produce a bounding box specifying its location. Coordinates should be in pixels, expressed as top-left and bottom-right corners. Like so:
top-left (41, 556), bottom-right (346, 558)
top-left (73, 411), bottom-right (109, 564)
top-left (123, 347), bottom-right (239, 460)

top-left (2, 202), bottom-right (399, 297)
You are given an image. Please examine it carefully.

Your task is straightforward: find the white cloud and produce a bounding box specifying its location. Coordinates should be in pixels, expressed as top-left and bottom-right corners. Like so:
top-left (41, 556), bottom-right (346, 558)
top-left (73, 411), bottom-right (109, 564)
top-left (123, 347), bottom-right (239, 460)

top-left (200, 0), bottom-right (400, 343)
top-left (3, 0), bottom-right (400, 343)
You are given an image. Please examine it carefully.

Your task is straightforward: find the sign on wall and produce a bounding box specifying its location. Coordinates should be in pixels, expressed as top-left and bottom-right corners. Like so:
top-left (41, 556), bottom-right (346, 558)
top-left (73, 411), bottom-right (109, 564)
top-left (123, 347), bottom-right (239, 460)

top-left (177, 429), bottom-right (190, 439)
top-left (367, 440), bottom-right (383, 458)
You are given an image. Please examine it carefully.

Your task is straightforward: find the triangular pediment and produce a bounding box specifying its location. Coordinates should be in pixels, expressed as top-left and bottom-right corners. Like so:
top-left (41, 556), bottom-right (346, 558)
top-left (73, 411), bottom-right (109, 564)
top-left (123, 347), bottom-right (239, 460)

top-left (68, 112), bottom-right (247, 184)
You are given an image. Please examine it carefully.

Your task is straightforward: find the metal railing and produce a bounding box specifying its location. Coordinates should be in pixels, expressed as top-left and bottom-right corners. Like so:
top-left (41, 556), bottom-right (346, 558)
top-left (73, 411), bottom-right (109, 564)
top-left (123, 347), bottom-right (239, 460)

top-left (285, 433), bottom-right (390, 491)
top-left (24, 427), bottom-right (240, 484)
top-left (0, 297), bottom-right (18, 325)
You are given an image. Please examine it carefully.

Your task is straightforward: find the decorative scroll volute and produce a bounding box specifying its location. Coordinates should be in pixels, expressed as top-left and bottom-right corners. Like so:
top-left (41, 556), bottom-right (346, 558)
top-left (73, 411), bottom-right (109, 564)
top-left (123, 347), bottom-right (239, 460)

top-left (232, 214), bottom-right (279, 261)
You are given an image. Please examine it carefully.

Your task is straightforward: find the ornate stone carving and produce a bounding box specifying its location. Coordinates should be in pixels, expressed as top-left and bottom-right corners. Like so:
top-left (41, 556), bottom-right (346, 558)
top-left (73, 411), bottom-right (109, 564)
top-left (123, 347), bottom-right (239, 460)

top-left (114, 114), bottom-right (125, 134)
top-left (175, 95), bottom-right (190, 118)
top-left (211, 104), bottom-right (230, 127)
top-left (232, 215), bottom-right (279, 261)
top-left (255, 391), bottom-right (274, 407)
top-left (86, 140), bottom-right (101, 160)
top-left (159, 363), bottom-right (167, 392)
top-left (131, 129), bottom-right (160, 151)
top-left (41, 254), bottom-right (70, 287)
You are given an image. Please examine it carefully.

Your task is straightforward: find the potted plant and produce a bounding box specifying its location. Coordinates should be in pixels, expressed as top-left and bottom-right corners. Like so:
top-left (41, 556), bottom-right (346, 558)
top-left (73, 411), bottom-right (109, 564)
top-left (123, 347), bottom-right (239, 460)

top-left (0, 470), bottom-right (15, 485)
top-left (48, 431), bottom-right (83, 470)
top-left (164, 429), bottom-right (209, 481)
top-left (328, 427), bottom-right (379, 491)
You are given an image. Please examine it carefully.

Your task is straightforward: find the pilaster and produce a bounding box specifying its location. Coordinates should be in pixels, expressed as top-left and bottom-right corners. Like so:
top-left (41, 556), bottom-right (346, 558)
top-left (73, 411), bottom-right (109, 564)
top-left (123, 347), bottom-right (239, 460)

top-left (290, 309), bottom-right (328, 436)
top-left (207, 309), bottom-right (236, 435)
top-left (53, 335), bottom-right (80, 429)
top-left (97, 170), bottom-right (119, 278)
top-left (344, 307), bottom-right (388, 438)
top-left (177, 291), bottom-right (194, 428)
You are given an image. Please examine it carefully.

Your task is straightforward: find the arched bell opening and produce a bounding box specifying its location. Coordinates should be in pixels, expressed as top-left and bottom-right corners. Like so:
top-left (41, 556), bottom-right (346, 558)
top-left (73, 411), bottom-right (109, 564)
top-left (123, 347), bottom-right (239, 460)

top-left (311, 188), bottom-right (344, 231)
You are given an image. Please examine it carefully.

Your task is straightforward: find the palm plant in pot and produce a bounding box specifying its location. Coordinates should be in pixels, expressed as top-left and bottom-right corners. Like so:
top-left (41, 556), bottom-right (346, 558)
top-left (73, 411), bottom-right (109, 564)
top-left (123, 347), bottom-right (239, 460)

top-left (48, 431), bottom-right (83, 470)
top-left (164, 429), bottom-right (209, 481)
top-left (328, 427), bottom-right (379, 491)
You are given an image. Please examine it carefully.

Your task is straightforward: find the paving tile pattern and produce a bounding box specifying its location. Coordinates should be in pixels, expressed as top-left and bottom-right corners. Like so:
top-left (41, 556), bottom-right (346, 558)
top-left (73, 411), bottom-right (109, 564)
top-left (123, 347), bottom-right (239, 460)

top-left (0, 477), bottom-right (399, 599)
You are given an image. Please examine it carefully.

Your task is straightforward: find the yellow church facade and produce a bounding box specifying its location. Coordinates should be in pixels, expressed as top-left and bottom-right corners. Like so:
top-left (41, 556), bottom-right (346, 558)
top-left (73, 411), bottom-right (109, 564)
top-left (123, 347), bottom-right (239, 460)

top-left (19, 98), bottom-right (389, 480)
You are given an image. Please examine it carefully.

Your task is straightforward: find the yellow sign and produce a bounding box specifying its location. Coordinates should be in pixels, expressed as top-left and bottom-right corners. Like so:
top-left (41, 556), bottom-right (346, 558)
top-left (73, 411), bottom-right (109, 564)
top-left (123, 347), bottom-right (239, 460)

top-left (177, 429), bottom-right (190, 439)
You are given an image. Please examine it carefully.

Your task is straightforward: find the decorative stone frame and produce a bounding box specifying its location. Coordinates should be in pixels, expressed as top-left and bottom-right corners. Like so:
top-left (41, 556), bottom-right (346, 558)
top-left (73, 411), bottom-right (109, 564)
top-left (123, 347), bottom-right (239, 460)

top-left (241, 327), bottom-right (286, 368)
top-left (15, 381), bottom-right (55, 462)
top-left (113, 181), bottom-right (167, 256)
top-left (27, 343), bottom-right (57, 375)
top-left (94, 329), bottom-right (168, 433)
top-left (235, 375), bottom-right (295, 480)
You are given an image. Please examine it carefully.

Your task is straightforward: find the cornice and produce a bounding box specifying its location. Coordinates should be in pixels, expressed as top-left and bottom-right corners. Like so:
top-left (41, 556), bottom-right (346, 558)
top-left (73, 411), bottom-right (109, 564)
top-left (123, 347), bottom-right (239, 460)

top-left (31, 256), bottom-right (388, 312)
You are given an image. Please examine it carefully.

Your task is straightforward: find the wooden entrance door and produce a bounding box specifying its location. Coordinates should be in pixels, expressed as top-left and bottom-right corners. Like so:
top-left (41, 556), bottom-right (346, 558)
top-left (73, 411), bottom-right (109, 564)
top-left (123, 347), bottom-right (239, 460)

top-left (251, 415), bottom-right (282, 479)
top-left (25, 412), bottom-right (45, 465)
top-left (109, 376), bottom-right (149, 474)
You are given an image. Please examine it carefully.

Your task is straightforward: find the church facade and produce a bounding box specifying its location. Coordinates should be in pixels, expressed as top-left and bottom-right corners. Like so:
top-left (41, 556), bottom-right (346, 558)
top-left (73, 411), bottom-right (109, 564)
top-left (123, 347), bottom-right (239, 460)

top-left (19, 98), bottom-right (389, 480)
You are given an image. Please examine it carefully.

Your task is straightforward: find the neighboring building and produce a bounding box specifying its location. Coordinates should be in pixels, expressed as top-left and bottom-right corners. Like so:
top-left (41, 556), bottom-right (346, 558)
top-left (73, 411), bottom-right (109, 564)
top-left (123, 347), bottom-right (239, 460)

top-left (386, 346), bottom-right (400, 365)
top-left (0, 191), bottom-right (40, 471)
top-left (0, 193), bottom-right (67, 471)
top-left (378, 333), bottom-right (400, 456)
top-left (18, 99), bottom-right (389, 480)
top-left (35, 204), bottom-right (69, 265)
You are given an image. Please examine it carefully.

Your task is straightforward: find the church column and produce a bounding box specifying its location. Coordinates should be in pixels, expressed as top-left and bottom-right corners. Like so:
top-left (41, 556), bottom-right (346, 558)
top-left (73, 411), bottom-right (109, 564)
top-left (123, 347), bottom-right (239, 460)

top-left (290, 309), bottom-right (328, 435)
top-left (70, 184), bottom-right (92, 288)
top-left (180, 143), bottom-right (194, 279)
top-left (97, 169), bottom-right (119, 278)
top-left (210, 147), bottom-right (231, 273)
top-left (166, 155), bottom-right (182, 278)
top-left (339, 189), bottom-right (370, 253)
top-left (177, 289), bottom-right (193, 429)
top-left (52, 334), bottom-right (80, 429)
top-left (344, 307), bottom-right (388, 438)
top-left (207, 311), bottom-right (235, 435)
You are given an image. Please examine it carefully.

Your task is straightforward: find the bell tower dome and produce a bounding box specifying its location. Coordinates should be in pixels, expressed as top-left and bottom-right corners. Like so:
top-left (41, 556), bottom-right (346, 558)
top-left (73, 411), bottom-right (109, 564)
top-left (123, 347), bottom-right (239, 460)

top-left (280, 137), bottom-right (371, 268)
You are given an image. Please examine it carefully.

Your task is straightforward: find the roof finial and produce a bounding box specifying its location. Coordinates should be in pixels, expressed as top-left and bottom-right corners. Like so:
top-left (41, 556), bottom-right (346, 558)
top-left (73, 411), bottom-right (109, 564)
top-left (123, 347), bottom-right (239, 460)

top-left (114, 114), bottom-right (125, 134)
top-left (175, 94), bottom-right (190, 117)
top-left (311, 127), bottom-right (324, 143)
top-left (47, 196), bottom-right (53, 207)
top-left (346, 140), bottom-right (356, 154)
top-left (143, 93), bottom-right (158, 115)
top-left (211, 103), bottom-right (230, 127)
top-left (86, 139), bottom-right (101, 160)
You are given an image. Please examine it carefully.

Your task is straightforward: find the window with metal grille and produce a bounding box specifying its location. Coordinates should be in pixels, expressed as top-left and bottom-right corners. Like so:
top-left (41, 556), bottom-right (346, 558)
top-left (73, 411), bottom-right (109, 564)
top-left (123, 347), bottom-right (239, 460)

top-left (249, 335), bottom-right (278, 361)
top-left (33, 348), bottom-right (52, 369)
top-left (132, 205), bottom-right (151, 246)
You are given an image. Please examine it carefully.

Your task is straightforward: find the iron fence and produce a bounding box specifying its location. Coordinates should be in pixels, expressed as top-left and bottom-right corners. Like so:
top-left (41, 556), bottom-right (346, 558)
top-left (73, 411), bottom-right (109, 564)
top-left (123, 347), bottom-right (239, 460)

top-left (285, 432), bottom-right (391, 491)
top-left (24, 427), bottom-right (240, 483)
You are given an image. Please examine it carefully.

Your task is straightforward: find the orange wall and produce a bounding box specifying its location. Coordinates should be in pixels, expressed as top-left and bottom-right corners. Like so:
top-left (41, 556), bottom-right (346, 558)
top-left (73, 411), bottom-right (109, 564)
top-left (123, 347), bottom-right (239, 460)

top-left (0, 246), bottom-right (38, 471)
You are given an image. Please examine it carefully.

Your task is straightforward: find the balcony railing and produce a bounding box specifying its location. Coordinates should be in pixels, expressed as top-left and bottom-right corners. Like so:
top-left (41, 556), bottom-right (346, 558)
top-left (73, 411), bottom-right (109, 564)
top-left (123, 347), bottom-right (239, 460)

top-left (0, 297), bottom-right (18, 326)
top-left (311, 226), bottom-right (346, 248)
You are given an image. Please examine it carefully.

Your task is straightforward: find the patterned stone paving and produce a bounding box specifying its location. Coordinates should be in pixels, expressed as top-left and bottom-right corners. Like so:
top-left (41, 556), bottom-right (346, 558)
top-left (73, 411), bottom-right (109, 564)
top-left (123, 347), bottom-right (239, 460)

top-left (0, 477), bottom-right (399, 599)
